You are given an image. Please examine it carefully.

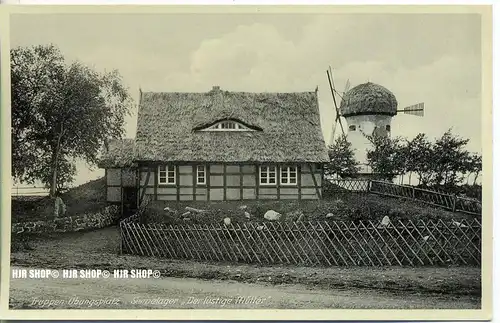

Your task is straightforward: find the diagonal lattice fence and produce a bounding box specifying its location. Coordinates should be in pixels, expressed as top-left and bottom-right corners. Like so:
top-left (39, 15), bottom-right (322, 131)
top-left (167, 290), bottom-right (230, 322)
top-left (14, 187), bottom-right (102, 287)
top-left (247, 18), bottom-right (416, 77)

top-left (326, 179), bottom-right (371, 192)
top-left (120, 217), bottom-right (481, 267)
top-left (328, 179), bottom-right (482, 215)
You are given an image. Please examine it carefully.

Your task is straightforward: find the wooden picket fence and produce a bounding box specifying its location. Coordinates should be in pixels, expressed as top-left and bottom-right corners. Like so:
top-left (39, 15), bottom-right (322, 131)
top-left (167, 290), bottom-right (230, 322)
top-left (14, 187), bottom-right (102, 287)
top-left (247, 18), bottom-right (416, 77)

top-left (329, 179), bottom-right (482, 215)
top-left (119, 215), bottom-right (481, 267)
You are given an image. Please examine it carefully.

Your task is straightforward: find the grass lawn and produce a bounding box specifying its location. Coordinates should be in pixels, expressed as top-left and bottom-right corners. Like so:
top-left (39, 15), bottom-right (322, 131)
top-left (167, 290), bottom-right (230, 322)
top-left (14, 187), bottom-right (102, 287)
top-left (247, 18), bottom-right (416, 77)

top-left (11, 177), bottom-right (107, 223)
top-left (11, 226), bottom-right (481, 297)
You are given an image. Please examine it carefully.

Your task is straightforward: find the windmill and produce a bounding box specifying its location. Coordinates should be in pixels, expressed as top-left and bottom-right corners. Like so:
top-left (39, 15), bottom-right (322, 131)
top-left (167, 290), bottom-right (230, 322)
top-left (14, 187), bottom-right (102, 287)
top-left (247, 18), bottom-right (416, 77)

top-left (326, 66), bottom-right (425, 147)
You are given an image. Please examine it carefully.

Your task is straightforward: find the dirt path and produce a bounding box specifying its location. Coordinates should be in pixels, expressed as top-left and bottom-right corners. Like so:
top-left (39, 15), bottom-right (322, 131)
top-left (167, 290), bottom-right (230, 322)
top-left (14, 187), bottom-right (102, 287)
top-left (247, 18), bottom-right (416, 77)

top-left (9, 266), bottom-right (479, 309)
top-left (10, 226), bottom-right (481, 310)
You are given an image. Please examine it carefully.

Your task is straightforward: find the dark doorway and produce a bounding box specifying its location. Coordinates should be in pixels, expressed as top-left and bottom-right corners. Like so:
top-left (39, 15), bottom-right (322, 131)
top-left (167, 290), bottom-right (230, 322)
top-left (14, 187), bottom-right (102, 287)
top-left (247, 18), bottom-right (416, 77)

top-left (122, 187), bottom-right (138, 218)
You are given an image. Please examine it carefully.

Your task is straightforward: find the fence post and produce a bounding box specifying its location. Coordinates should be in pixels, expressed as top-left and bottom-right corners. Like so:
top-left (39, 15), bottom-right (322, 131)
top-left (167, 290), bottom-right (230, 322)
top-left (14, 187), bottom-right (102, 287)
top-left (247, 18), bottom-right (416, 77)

top-left (452, 195), bottom-right (457, 212)
top-left (119, 223), bottom-right (123, 255)
top-left (412, 187), bottom-right (415, 199)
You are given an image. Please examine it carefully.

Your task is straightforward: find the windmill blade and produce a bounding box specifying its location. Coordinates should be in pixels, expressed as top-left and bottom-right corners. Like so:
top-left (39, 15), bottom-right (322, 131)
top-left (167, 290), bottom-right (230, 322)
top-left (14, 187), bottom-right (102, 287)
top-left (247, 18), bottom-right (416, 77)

top-left (344, 79), bottom-right (351, 94)
top-left (326, 68), bottom-right (346, 136)
top-left (399, 102), bottom-right (425, 117)
top-left (329, 66), bottom-right (336, 91)
top-left (329, 121), bottom-right (338, 146)
top-left (405, 109), bottom-right (424, 117)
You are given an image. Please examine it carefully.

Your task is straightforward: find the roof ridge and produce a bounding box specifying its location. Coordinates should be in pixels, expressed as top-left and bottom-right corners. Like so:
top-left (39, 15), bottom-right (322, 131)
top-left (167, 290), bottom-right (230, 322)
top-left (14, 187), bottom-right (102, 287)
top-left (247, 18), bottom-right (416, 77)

top-left (141, 90), bottom-right (318, 94)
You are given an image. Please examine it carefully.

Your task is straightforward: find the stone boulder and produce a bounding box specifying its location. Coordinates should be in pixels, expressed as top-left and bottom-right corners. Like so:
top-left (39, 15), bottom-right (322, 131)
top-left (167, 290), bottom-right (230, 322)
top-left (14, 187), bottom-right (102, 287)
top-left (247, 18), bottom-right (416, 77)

top-left (264, 210), bottom-right (281, 221)
top-left (54, 197), bottom-right (66, 218)
top-left (378, 215), bottom-right (391, 228)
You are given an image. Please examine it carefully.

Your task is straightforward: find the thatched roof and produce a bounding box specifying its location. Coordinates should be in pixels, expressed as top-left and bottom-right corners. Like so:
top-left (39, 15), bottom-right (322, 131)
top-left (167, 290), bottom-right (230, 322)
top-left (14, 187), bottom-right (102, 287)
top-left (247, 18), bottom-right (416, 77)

top-left (98, 138), bottom-right (137, 168)
top-left (129, 87), bottom-right (329, 163)
top-left (340, 82), bottom-right (398, 117)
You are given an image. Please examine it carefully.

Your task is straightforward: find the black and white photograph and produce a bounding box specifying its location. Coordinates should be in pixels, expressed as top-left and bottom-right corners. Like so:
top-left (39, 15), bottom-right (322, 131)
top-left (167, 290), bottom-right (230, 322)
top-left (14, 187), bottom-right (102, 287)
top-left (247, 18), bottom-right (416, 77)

top-left (2, 4), bottom-right (492, 320)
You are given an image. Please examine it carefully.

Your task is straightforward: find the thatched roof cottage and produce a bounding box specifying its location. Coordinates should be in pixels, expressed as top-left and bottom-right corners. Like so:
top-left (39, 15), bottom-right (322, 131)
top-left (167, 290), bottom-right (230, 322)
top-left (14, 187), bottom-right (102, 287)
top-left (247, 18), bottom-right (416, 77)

top-left (99, 86), bottom-right (329, 213)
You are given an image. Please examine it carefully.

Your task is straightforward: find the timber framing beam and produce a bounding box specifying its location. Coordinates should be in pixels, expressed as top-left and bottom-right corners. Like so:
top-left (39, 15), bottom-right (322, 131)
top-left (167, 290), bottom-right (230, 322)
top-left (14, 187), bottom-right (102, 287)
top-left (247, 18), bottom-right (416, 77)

top-left (139, 167), bottom-right (151, 206)
top-left (308, 164), bottom-right (322, 199)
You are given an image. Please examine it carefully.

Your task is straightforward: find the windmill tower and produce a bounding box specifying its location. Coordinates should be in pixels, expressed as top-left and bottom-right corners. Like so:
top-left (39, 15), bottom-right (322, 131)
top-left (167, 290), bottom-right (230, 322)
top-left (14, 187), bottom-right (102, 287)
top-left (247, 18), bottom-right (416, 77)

top-left (326, 67), bottom-right (424, 176)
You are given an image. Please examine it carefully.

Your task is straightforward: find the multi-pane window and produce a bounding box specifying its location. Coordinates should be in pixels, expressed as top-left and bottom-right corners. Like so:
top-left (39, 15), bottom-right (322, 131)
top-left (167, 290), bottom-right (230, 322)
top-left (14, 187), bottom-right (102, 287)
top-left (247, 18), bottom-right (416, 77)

top-left (219, 121), bottom-right (236, 129)
top-left (214, 121), bottom-right (243, 130)
top-left (197, 165), bottom-right (206, 185)
top-left (281, 166), bottom-right (298, 185)
top-left (259, 166), bottom-right (277, 185)
top-left (158, 165), bottom-right (175, 184)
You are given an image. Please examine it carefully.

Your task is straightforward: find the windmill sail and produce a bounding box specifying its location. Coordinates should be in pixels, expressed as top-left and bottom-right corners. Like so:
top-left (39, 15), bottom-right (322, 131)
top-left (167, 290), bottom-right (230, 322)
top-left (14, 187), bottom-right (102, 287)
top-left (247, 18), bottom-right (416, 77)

top-left (326, 67), bottom-right (346, 146)
top-left (344, 79), bottom-right (351, 94)
top-left (402, 102), bottom-right (424, 117)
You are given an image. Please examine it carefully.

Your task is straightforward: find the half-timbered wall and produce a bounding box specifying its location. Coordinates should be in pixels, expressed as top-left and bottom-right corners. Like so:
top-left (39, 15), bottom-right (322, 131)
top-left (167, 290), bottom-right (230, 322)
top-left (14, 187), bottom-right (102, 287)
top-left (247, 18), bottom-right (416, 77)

top-left (106, 168), bottom-right (121, 202)
top-left (137, 162), bottom-right (323, 201)
top-left (105, 168), bottom-right (137, 202)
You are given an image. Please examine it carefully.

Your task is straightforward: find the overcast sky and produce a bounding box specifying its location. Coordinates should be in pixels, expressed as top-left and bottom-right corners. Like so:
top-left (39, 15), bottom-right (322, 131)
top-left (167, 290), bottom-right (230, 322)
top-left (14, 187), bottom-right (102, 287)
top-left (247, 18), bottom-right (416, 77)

top-left (10, 12), bottom-right (483, 186)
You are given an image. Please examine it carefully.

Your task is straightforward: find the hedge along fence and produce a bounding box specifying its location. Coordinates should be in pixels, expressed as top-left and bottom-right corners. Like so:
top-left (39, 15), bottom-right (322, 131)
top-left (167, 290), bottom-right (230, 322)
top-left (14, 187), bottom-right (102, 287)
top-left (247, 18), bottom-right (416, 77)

top-left (328, 179), bottom-right (482, 215)
top-left (119, 215), bottom-right (481, 267)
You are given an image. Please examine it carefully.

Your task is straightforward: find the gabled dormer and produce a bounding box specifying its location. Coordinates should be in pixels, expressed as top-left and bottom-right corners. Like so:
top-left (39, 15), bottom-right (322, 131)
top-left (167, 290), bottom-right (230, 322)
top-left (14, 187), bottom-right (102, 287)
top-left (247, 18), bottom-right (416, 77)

top-left (194, 118), bottom-right (262, 132)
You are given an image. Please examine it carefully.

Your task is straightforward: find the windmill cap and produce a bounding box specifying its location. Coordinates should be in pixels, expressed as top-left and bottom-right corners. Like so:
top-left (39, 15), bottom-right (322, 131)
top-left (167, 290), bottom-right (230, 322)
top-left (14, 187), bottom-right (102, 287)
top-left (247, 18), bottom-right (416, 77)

top-left (340, 82), bottom-right (398, 117)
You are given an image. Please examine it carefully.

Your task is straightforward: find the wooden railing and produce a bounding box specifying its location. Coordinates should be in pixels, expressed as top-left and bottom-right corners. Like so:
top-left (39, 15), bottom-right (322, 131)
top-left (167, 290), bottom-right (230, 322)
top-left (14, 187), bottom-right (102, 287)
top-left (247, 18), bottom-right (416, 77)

top-left (328, 179), bottom-right (482, 215)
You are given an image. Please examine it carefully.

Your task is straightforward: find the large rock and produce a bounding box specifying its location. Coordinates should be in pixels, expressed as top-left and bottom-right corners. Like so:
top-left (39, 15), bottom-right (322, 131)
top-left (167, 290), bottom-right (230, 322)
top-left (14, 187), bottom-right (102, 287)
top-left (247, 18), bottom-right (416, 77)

top-left (379, 215), bottom-right (391, 227)
top-left (452, 221), bottom-right (467, 228)
top-left (54, 197), bottom-right (66, 218)
top-left (264, 210), bottom-right (281, 221)
top-left (186, 206), bottom-right (206, 213)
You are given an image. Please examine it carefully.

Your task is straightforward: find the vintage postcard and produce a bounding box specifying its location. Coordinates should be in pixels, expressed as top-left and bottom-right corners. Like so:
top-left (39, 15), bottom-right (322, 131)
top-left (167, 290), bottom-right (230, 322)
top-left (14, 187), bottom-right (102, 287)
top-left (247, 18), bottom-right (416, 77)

top-left (0, 4), bottom-right (493, 321)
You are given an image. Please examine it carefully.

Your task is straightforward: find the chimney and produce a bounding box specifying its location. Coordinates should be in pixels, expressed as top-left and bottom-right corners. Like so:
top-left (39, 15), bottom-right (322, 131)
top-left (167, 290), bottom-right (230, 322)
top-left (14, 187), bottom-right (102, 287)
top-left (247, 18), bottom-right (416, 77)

top-left (212, 85), bottom-right (220, 91)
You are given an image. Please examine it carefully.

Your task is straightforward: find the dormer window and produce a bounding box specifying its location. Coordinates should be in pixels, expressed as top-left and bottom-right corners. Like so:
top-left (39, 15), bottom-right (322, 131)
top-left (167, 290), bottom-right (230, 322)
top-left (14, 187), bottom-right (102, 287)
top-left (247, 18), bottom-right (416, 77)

top-left (198, 119), bottom-right (257, 132)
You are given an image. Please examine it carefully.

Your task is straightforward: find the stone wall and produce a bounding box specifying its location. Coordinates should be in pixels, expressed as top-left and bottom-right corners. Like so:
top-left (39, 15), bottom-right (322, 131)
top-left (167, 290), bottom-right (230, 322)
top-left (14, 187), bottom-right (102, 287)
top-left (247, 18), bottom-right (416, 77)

top-left (12, 205), bottom-right (120, 234)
